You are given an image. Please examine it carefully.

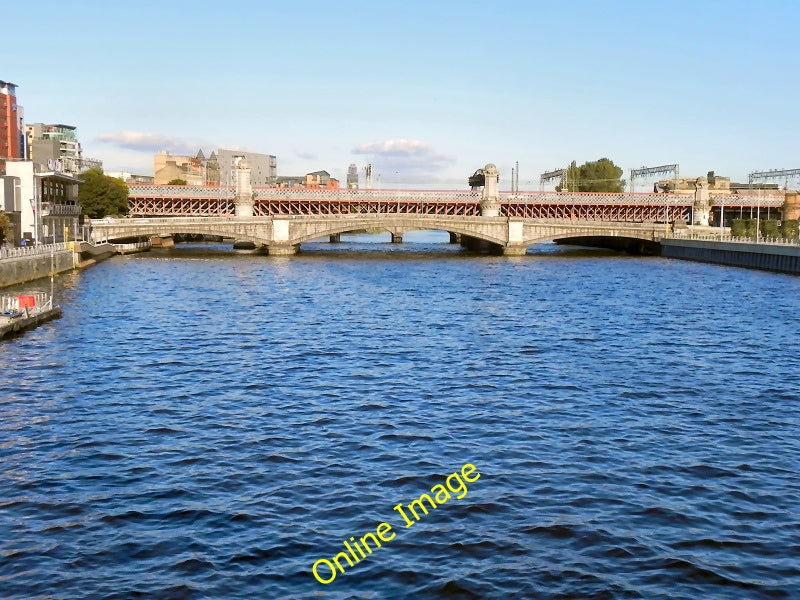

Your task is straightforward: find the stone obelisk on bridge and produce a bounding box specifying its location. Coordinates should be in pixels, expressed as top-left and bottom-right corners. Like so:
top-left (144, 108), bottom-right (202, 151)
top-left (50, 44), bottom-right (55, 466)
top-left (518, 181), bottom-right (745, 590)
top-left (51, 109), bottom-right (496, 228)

top-left (480, 163), bottom-right (501, 217)
top-left (234, 156), bottom-right (254, 217)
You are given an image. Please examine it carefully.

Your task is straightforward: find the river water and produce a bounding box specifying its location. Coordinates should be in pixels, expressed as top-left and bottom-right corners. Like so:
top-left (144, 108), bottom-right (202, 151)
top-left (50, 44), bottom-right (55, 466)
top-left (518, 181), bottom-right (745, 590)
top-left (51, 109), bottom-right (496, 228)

top-left (1, 233), bottom-right (799, 599)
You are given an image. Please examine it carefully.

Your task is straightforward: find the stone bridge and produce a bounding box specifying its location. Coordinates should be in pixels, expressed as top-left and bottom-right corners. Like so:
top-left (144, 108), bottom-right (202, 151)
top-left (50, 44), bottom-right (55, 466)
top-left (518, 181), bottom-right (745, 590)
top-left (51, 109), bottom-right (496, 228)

top-left (89, 214), bottom-right (668, 256)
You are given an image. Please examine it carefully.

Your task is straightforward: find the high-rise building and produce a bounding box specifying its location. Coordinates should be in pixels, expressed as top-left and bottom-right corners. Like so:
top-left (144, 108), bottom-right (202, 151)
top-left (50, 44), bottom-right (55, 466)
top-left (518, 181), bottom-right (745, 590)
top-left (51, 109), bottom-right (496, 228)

top-left (1, 80), bottom-right (23, 169)
top-left (347, 164), bottom-right (358, 189)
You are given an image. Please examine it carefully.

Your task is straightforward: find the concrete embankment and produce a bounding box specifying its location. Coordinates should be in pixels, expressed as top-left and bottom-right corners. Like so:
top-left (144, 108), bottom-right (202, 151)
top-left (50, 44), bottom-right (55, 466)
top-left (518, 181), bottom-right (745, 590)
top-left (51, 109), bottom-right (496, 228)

top-left (0, 248), bottom-right (75, 288)
top-left (662, 238), bottom-right (800, 275)
top-left (0, 242), bottom-right (117, 288)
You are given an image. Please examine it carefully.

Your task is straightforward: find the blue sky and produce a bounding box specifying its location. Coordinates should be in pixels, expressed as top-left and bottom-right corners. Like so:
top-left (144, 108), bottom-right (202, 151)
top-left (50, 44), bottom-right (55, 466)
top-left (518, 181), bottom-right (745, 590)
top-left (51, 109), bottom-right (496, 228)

top-left (3, 0), bottom-right (798, 189)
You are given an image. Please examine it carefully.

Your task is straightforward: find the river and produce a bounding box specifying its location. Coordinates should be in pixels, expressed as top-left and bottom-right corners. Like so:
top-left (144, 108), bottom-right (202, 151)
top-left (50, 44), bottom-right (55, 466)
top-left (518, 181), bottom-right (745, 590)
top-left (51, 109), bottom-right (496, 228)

top-left (1, 233), bottom-right (798, 599)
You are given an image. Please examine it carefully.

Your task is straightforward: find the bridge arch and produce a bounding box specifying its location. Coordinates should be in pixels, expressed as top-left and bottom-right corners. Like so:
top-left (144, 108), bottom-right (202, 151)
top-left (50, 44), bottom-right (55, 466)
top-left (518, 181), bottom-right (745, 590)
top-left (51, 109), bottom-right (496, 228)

top-left (281, 216), bottom-right (510, 248)
top-left (526, 232), bottom-right (662, 254)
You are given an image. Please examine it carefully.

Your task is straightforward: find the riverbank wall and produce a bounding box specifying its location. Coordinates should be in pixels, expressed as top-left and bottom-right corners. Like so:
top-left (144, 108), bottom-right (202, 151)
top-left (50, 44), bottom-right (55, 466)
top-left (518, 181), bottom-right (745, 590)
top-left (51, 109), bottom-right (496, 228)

top-left (0, 242), bottom-right (117, 288)
top-left (662, 238), bottom-right (800, 275)
top-left (0, 245), bottom-right (75, 288)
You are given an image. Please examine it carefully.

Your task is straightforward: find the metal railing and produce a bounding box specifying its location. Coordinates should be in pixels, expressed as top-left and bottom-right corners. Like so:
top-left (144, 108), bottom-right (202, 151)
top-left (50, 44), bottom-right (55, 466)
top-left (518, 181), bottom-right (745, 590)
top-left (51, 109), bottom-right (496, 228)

top-left (0, 242), bottom-right (69, 261)
top-left (668, 232), bottom-right (800, 246)
top-left (42, 202), bottom-right (82, 216)
top-left (1, 291), bottom-right (54, 314)
top-left (113, 241), bottom-right (151, 252)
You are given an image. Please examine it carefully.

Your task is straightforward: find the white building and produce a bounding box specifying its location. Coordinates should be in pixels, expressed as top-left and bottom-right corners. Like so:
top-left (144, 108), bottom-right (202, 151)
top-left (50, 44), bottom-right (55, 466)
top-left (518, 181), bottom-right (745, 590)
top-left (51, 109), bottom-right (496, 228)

top-left (3, 160), bottom-right (81, 244)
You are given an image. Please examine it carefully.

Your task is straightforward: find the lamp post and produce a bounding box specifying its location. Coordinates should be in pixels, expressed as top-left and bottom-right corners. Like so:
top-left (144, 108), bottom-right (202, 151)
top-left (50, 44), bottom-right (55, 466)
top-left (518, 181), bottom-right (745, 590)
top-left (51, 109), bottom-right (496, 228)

top-left (756, 194), bottom-right (760, 244)
top-left (29, 197), bottom-right (37, 245)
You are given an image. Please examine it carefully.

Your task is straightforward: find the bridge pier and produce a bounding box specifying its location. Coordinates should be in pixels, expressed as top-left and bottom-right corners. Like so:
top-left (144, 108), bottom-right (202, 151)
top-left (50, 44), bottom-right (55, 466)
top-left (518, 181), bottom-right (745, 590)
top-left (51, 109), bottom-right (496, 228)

top-left (460, 235), bottom-right (503, 253)
top-left (266, 243), bottom-right (298, 256)
top-left (449, 232), bottom-right (461, 244)
top-left (329, 233), bottom-right (341, 243)
top-left (503, 245), bottom-right (527, 256)
top-left (504, 218), bottom-right (527, 255)
top-left (391, 232), bottom-right (403, 244)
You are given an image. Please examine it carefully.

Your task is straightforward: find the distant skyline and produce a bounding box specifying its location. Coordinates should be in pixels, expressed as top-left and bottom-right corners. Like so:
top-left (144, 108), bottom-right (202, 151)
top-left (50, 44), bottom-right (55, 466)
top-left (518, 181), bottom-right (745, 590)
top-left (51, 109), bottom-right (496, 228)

top-left (3, 0), bottom-right (799, 190)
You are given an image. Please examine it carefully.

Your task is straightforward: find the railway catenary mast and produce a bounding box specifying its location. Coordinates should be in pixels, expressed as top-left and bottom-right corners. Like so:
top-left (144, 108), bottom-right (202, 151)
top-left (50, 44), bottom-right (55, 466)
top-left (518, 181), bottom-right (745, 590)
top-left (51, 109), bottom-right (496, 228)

top-left (630, 164), bottom-right (679, 193)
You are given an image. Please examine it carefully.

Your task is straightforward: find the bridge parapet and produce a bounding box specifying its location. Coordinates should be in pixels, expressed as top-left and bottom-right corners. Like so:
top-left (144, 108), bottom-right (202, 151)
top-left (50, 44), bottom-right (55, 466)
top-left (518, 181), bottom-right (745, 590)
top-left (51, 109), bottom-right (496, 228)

top-left (708, 193), bottom-right (784, 207)
top-left (128, 184), bottom-right (234, 199)
top-left (255, 188), bottom-right (483, 202)
top-left (505, 191), bottom-right (690, 205)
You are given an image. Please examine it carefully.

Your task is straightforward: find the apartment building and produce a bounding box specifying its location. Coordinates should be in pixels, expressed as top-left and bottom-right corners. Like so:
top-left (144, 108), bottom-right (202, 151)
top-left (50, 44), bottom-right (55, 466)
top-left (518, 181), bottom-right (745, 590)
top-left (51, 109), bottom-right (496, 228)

top-left (26, 123), bottom-right (102, 176)
top-left (0, 80), bottom-right (23, 169)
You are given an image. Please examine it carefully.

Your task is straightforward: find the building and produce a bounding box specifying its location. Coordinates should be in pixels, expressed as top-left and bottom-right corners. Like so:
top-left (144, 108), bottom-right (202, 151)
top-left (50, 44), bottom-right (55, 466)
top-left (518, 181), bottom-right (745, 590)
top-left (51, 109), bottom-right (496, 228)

top-left (1, 80), bottom-right (23, 171)
top-left (25, 123), bottom-right (102, 176)
top-left (346, 164), bottom-right (358, 189)
top-left (154, 150), bottom-right (206, 185)
top-left (215, 149), bottom-right (276, 187)
top-left (153, 150), bottom-right (221, 186)
top-left (153, 149), bottom-right (275, 187)
top-left (1, 87), bottom-right (84, 246)
top-left (106, 171), bottom-right (155, 184)
top-left (3, 160), bottom-right (81, 245)
top-left (276, 170), bottom-right (340, 189)
top-left (305, 170), bottom-right (339, 189)
top-left (730, 182), bottom-right (780, 194)
top-left (656, 171), bottom-right (731, 194)
top-left (275, 175), bottom-right (306, 188)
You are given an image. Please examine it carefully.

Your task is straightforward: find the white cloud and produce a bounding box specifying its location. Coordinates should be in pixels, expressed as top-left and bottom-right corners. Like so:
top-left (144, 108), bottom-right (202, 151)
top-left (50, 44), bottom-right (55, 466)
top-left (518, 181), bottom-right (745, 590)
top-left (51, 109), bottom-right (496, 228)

top-left (95, 130), bottom-right (212, 155)
top-left (353, 139), bottom-right (436, 158)
top-left (352, 139), bottom-right (455, 182)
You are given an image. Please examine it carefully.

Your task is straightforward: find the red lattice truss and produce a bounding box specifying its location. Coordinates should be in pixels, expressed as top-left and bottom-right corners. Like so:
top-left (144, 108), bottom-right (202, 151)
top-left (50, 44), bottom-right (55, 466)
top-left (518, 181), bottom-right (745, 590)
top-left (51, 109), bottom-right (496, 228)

top-left (127, 188), bottom-right (781, 223)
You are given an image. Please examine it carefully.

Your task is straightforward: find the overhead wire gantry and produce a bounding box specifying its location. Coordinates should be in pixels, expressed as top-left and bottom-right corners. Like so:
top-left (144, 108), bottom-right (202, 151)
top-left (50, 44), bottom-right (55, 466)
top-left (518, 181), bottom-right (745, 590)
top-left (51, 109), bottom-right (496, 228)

top-left (630, 164), bottom-right (679, 193)
top-left (748, 168), bottom-right (800, 190)
top-left (539, 168), bottom-right (567, 191)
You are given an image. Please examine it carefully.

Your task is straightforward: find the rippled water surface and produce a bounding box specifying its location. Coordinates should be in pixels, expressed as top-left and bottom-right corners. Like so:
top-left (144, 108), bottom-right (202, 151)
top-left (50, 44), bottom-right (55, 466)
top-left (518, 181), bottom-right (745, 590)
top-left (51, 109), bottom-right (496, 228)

top-left (2, 236), bottom-right (799, 599)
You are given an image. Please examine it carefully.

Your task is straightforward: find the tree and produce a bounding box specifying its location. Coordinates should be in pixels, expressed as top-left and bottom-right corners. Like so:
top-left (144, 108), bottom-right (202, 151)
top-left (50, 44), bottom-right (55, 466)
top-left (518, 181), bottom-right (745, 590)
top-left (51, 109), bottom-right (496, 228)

top-left (556, 158), bottom-right (625, 193)
top-left (0, 212), bottom-right (12, 245)
top-left (167, 178), bottom-right (187, 185)
top-left (78, 169), bottom-right (129, 219)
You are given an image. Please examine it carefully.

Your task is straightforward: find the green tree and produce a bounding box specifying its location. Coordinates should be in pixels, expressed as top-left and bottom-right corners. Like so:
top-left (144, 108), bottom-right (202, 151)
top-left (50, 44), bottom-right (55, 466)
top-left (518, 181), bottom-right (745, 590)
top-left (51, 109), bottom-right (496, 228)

top-left (556, 158), bottom-right (626, 193)
top-left (167, 178), bottom-right (187, 185)
top-left (780, 219), bottom-right (799, 240)
top-left (0, 212), bottom-right (12, 245)
top-left (78, 169), bottom-right (129, 219)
